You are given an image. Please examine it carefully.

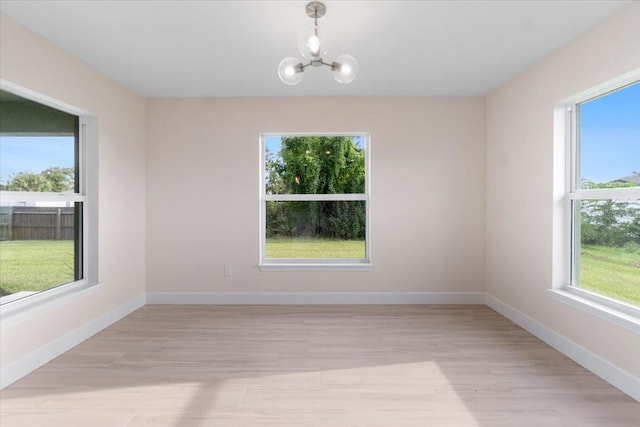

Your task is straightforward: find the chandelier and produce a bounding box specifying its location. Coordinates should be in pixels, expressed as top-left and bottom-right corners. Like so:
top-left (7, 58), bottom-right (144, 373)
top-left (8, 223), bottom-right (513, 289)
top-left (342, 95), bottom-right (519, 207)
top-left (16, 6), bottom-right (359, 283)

top-left (278, 1), bottom-right (358, 85)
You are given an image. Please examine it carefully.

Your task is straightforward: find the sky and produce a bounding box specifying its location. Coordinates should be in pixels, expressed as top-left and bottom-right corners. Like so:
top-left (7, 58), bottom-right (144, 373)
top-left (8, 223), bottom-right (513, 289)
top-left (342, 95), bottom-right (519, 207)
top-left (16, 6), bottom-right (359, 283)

top-left (579, 81), bottom-right (640, 184)
top-left (0, 136), bottom-right (75, 184)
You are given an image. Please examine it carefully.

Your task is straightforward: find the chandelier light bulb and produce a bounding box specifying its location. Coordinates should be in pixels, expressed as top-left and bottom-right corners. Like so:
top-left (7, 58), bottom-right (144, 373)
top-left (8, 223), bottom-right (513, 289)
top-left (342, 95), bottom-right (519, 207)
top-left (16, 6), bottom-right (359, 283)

top-left (307, 35), bottom-right (320, 56)
top-left (298, 24), bottom-right (327, 59)
top-left (284, 65), bottom-right (296, 77)
top-left (278, 57), bottom-right (304, 85)
top-left (332, 54), bottom-right (358, 84)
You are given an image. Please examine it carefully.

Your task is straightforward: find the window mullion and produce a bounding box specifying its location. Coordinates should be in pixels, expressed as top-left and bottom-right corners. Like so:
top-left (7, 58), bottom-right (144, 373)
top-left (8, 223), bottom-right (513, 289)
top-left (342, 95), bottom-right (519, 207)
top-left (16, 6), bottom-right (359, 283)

top-left (570, 200), bottom-right (580, 287)
top-left (0, 191), bottom-right (86, 203)
top-left (569, 188), bottom-right (640, 200)
top-left (78, 120), bottom-right (86, 196)
top-left (264, 193), bottom-right (367, 202)
top-left (569, 104), bottom-right (579, 193)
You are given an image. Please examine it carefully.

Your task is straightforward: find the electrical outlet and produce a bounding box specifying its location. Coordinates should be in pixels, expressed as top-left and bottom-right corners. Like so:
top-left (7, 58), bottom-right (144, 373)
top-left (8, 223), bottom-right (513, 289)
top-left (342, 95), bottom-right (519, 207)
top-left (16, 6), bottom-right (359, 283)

top-left (224, 264), bottom-right (232, 276)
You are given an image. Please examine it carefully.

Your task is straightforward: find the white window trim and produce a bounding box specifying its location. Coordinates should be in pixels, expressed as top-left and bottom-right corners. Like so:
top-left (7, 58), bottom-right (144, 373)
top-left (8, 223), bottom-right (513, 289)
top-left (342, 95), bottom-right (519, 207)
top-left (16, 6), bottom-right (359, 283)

top-left (259, 133), bottom-right (371, 271)
top-left (550, 289), bottom-right (640, 334)
top-left (551, 69), bottom-right (640, 333)
top-left (0, 80), bottom-right (99, 323)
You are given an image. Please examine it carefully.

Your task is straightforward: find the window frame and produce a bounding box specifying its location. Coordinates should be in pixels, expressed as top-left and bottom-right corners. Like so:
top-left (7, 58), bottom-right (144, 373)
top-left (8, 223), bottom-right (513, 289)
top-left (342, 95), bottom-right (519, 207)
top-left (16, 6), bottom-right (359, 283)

top-left (552, 70), bottom-right (640, 333)
top-left (0, 81), bottom-right (99, 321)
top-left (259, 132), bottom-right (371, 271)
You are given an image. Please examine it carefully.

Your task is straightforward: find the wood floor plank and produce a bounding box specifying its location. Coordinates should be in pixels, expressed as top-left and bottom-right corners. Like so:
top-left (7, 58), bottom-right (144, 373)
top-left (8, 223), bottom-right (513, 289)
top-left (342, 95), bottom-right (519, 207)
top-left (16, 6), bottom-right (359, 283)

top-left (1, 305), bottom-right (638, 426)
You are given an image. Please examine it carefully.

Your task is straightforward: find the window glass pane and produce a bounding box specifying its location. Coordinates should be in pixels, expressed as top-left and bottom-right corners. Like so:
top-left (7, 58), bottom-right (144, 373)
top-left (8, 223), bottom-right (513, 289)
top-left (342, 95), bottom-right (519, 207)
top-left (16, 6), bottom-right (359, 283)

top-left (576, 199), bottom-right (640, 306)
top-left (0, 202), bottom-right (81, 304)
top-left (266, 201), bottom-right (366, 259)
top-left (265, 135), bottom-right (365, 195)
top-left (0, 137), bottom-right (76, 192)
top-left (0, 89), bottom-right (78, 192)
top-left (578, 82), bottom-right (640, 188)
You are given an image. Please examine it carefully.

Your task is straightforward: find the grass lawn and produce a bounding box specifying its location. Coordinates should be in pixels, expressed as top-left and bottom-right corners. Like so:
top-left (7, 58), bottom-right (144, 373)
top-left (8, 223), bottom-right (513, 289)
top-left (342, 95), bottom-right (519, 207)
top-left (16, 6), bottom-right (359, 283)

top-left (580, 244), bottom-right (640, 307)
top-left (0, 240), bottom-right (75, 296)
top-left (266, 237), bottom-right (365, 259)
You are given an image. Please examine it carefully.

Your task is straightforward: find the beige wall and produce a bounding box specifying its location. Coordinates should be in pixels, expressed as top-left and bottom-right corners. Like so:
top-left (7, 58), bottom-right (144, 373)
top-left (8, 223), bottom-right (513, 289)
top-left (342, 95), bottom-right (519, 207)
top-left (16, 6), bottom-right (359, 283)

top-left (0, 15), bottom-right (147, 367)
top-left (485, 4), bottom-right (640, 376)
top-left (146, 97), bottom-right (485, 294)
top-left (1, 1), bottom-right (638, 390)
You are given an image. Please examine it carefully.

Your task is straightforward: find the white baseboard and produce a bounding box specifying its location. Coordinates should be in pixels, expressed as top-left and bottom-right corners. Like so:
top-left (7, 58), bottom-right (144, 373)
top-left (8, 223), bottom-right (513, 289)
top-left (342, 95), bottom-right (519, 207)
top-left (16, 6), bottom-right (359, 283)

top-left (0, 294), bottom-right (145, 389)
top-left (484, 293), bottom-right (640, 402)
top-left (146, 291), bottom-right (486, 305)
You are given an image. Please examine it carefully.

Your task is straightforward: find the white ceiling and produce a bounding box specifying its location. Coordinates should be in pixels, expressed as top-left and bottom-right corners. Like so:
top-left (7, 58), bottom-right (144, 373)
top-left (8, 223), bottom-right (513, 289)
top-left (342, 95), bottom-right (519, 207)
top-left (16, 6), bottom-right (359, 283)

top-left (0, 0), bottom-right (633, 98)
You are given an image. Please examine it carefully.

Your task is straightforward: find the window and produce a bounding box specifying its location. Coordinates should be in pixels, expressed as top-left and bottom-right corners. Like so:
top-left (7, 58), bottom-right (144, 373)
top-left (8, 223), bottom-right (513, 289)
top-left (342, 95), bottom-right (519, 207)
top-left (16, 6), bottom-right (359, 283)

top-left (260, 134), bottom-right (370, 270)
top-left (0, 87), bottom-right (97, 308)
top-left (565, 80), bottom-right (640, 311)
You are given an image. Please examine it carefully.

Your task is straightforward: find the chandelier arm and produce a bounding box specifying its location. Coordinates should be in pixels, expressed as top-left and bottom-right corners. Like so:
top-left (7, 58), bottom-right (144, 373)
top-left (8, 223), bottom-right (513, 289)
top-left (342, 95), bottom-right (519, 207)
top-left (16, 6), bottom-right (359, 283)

top-left (300, 61), bottom-right (314, 70)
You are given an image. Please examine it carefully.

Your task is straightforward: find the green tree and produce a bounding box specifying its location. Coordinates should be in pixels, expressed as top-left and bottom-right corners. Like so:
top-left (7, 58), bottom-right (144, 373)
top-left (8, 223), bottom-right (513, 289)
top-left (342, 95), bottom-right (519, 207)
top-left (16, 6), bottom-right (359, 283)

top-left (580, 181), bottom-right (640, 247)
top-left (2, 167), bottom-right (75, 192)
top-left (265, 147), bottom-right (289, 237)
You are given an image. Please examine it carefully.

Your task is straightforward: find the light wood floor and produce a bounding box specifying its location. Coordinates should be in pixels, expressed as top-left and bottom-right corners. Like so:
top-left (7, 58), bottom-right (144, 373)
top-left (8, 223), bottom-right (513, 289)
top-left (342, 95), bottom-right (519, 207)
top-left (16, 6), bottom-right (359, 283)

top-left (1, 305), bottom-right (638, 426)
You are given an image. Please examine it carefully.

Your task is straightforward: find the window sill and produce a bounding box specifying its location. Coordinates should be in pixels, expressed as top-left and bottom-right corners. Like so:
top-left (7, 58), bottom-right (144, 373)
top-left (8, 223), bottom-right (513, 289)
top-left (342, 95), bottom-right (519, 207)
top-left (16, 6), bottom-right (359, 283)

top-left (549, 288), bottom-right (640, 334)
top-left (259, 263), bottom-right (372, 272)
top-left (0, 280), bottom-right (101, 328)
